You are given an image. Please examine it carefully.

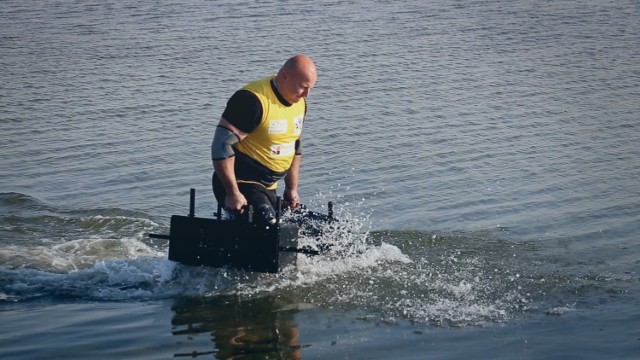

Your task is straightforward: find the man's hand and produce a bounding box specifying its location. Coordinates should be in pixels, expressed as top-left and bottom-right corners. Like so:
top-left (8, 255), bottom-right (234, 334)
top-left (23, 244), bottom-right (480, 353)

top-left (283, 188), bottom-right (300, 210)
top-left (225, 191), bottom-right (248, 213)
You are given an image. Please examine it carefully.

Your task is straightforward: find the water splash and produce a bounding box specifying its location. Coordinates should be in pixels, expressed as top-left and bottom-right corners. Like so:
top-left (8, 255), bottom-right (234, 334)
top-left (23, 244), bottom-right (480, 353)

top-left (0, 200), bottom-right (520, 327)
top-left (0, 194), bottom-right (614, 327)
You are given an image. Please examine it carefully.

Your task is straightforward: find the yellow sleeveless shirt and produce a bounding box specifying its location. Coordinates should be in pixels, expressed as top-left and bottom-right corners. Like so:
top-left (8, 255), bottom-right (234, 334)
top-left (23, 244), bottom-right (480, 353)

top-left (234, 76), bottom-right (305, 189)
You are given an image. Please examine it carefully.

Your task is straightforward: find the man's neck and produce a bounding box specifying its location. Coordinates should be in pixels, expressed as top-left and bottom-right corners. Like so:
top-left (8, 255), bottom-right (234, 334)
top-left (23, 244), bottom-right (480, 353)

top-left (270, 78), bottom-right (291, 106)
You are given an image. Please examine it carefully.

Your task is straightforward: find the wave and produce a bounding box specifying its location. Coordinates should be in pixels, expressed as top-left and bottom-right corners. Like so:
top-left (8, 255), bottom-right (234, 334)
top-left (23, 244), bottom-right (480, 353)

top-left (0, 193), bottom-right (624, 327)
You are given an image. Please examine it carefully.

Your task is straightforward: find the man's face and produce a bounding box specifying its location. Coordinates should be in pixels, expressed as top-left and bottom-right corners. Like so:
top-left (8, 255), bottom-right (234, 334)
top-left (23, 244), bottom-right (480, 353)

top-left (283, 70), bottom-right (317, 104)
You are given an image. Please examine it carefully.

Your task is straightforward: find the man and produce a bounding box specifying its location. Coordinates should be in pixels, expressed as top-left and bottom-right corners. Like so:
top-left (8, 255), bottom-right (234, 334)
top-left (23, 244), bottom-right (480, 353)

top-left (211, 54), bottom-right (318, 224)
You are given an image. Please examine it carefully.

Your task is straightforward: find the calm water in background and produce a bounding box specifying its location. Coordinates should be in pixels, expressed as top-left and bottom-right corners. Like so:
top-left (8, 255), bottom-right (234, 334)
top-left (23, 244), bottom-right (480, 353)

top-left (1, 0), bottom-right (639, 358)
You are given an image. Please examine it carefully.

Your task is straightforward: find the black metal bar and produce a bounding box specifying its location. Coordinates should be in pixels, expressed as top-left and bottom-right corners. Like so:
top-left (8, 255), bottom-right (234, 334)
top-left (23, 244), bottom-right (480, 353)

top-left (276, 196), bottom-right (282, 224)
top-left (246, 205), bottom-right (253, 223)
top-left (148, 233), bottom-right (170, 240)
top-left (328, 201), bottom-right (333, 220)
top-left (189, 188), bottom-right (195, 217)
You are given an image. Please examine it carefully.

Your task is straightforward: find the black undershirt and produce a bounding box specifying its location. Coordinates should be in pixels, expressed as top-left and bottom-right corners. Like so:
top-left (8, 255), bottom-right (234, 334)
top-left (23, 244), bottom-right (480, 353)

top-left (221, 90), bottom-right (263, 133)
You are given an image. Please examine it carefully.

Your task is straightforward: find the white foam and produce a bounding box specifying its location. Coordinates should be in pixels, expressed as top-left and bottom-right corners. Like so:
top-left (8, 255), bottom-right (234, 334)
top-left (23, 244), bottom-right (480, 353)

top-left (545, 304), bottom-right (576, 316)
top-left (1, 207), bottom-right (534, 326)
top-left (0, 235), bottom-right (164, 273)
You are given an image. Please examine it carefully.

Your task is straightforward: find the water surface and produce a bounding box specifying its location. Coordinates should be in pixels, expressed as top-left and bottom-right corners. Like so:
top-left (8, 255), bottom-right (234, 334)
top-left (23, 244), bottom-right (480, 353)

top-left (1, 0), bottom-right (639, 358)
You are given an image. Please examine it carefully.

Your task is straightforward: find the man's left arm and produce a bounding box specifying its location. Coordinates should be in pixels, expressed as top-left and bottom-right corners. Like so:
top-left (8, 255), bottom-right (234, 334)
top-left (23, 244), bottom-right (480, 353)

top-left (284, 154), bottom-right (301, 209)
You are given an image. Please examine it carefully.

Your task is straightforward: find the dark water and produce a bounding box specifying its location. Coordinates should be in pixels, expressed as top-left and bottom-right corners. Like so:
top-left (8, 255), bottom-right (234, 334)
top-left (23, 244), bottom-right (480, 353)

top-left (1, 0), bottom-right (639, 358)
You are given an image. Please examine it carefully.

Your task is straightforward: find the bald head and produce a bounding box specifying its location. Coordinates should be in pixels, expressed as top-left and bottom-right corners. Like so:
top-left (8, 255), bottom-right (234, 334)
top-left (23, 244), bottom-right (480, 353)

top-left (275, 54), bottom-right (317, 104)
top-left (282, 54), bottom-right (317, 77)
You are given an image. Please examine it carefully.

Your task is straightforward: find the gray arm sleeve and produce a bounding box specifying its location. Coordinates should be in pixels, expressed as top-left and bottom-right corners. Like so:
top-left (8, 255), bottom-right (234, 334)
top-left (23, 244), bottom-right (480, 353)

top-left (211, 126), bottom-right (240, 160)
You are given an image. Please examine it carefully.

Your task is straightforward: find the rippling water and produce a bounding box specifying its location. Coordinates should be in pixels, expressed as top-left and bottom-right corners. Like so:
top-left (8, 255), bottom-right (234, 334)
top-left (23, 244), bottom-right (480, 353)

top-left (1, 0), bottom-right (639, 359)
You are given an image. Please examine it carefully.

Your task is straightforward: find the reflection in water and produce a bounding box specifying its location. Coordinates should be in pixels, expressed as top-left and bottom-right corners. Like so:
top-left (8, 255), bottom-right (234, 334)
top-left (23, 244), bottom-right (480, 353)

top-left (172, 295), bottom-right (303, 359)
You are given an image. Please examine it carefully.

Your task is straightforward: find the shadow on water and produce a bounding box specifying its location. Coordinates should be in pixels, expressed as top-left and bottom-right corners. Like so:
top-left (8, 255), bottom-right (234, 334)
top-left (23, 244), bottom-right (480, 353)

top-left (171, 295), bottom-right (304, 359)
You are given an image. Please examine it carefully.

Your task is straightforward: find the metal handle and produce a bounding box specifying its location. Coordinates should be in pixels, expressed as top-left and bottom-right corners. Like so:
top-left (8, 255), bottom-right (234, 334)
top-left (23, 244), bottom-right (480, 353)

top-left (189, 188), bottom-right (195, 217)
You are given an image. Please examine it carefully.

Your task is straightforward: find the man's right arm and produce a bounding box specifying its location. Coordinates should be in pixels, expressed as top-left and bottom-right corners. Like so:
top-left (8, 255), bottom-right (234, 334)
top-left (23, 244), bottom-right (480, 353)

top-left (212, 118), bottom-right (249, 213)
top-left (212, 90), bottom-right (262, 213)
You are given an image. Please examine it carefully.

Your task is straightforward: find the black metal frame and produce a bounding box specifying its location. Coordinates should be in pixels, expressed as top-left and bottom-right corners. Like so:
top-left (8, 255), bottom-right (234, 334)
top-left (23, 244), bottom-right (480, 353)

top-left (149, 188), bottom-right (325, 273)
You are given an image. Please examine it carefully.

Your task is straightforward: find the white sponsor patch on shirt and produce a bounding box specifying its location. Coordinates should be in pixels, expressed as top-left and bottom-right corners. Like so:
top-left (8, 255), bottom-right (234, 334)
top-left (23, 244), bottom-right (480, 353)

top-left (268, 119), bottom-right (288, 134)
top-left (270, 142), bottom-right (295, 156)
top-left (294, 115), bottom-right (304, 134)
